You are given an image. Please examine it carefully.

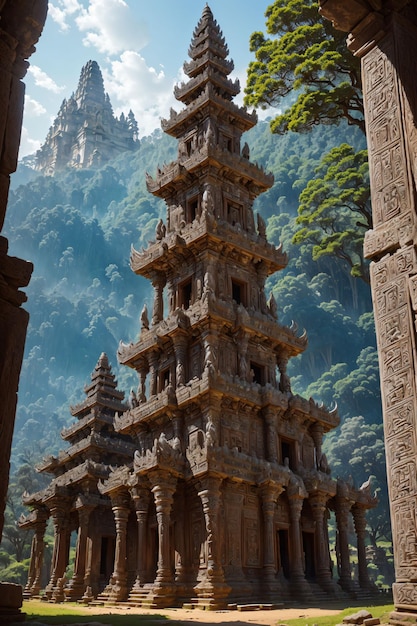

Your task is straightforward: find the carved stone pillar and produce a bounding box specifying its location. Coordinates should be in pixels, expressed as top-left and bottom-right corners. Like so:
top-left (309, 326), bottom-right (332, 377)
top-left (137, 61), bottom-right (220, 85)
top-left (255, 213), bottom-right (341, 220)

top-left (309, 493), bottom-right (334, 592)
top-left (287, 492), bottom-right (311, 597)
top-left (137, 360), bottom-right (148, 403)
top-left (352, 505), bottom-right (372, 590)
top-left (109, 493), bottom-right (130, 602)
top-left (195, 475), bottom-right (230, 604)
top-left (310, 424), bottom-right (324, 470)
top-left (260, 482), bottom-right (284, 584)
top-left (335, 498), bottom-right (353, 592)
top-left (130, 486), bottom-right (150, 589)
top-left (263, 407), bottom-right (278, 463)
top-left (148, 352), bottom-right (158, 397)
top-left (151, 273), bottom-right (165, 325)
top-left (149, 471), bottom-right (177, 605)
top-left (45, 503), bottom-right (71, 600)
top-left (172, 332), bottom-right (188, 388)
top-left (318, 1), bottom-right (417, 618)
top-left (277, 351), bottom-right (291, 394)
top-left (0, 2), bottom-right (47, 560)
top-left (202, 328), bottom-right (218, 374)
top-left (65, 506), bottom-right (94, 601)
top-left (23, 511), bottom-right (48, 598)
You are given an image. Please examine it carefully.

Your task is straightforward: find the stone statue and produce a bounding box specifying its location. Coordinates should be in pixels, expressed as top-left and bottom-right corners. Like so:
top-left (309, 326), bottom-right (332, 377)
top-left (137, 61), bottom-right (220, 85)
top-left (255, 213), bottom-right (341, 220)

top-left (242, 141), bottom-right (250, 159)
top-left (201, 184), bottom-right (214, 215)
top-left (140, 304), bottom-right (149, 330)
top-left (155, 218), bottom-right (166, 240)
top-left (257, 213), bottom-right (266, 238)
top-left (268, 293), bottom-right (278, 319)
top-left (128, 389), bottom-right (138, 409)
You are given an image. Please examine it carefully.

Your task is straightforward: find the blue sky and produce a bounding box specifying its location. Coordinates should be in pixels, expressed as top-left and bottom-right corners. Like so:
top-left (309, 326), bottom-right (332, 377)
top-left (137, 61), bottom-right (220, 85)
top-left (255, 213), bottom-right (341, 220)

top-left (21, 0), bottom-right (272, 158)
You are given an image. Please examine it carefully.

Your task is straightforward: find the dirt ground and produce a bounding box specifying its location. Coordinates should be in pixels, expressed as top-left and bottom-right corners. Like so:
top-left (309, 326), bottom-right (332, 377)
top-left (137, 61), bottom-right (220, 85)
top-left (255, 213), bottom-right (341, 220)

top-left (46, 602), bottom-right (347, 626)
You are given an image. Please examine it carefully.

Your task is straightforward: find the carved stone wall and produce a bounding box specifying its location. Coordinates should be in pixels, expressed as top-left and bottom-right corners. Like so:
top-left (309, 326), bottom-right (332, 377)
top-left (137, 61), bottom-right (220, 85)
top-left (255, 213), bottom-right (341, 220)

top-left (319, 1), bottom-right (417, 621)
top-left (0, 1), bottom-right (48, 620)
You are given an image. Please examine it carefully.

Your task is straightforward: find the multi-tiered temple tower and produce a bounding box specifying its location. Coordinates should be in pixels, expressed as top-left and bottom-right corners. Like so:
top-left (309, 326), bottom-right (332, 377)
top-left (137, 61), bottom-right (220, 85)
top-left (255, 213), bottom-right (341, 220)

top-left (19, 353), bottom-right (135, 602)
top-left (35, 60), bottom-right (139, 174)
top-left (21, 5), bottom-right (377, 609)
top-left (101, 5), bottom-right (376, 608)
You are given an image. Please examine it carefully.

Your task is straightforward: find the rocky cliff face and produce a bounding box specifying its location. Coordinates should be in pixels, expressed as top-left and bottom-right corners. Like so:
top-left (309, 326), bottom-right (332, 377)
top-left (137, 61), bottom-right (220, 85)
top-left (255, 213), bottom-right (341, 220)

top-left (35, 60), bottom-right (139, 175)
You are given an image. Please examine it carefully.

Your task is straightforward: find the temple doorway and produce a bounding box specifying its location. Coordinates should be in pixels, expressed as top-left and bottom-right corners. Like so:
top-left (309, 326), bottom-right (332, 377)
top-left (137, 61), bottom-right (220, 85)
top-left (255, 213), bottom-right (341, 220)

top-left (303, 532), bottom-right (316, 580)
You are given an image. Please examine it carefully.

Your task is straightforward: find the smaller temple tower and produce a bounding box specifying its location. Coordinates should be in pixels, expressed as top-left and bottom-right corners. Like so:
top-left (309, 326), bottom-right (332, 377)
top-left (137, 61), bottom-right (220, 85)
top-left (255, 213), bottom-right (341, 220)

top-left (19, 353), bottom-right (135, 602)
top-left (35, 60), bottom-right (139, 174)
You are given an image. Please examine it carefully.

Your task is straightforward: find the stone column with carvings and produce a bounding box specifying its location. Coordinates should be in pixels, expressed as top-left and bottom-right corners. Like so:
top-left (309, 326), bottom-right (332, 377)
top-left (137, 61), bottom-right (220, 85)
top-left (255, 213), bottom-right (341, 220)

top-left (148, 352), bottom-right (158, 397)
top-left (45, 503), bottom-right (71, 600)
top-left (23, 510), bottom-right (48, 598)
top-left (149, 471), bottom-right (177, 605)
top-left (109, 493), bottom-right (130, 602)
top-left (65, 506), bottom-right (93, 600)
top-left (310, 424), bottom-right (324, 470)
top-left (151, 273), bottom-right (165, 325)
top-left (130, 486), bottom-right (150, 590)
top-left (318, 1), bottom-right (417, 617)
top-left (352, 505), bottom-right (372, 590)
top-left (309, 493), bottom-right (334, 592)
top-left (263, 407), bottom-right (278, 463)
top-left (260, 482), bottom-right (283, 585)
top-left (172, 332), bottom-right (188, 388)
top-left (334, 497), bottom-right (353, 592)
top-left (195, 475), bottom-right (230, 604)
top-left (288, 489), bottom-right (311, 597)
top-left (137, 360), bottom-right (148, 403)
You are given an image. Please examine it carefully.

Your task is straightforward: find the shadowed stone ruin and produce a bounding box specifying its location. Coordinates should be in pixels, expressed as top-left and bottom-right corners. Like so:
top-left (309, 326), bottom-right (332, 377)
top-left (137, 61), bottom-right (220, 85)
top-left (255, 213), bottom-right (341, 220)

top-left (20, 6), bottom-right (377, 610)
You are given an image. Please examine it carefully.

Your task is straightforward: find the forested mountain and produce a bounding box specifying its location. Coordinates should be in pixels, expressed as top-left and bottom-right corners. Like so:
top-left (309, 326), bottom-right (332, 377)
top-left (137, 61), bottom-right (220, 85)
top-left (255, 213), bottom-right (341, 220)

top-left (1, 119), bottom-right (391, 585)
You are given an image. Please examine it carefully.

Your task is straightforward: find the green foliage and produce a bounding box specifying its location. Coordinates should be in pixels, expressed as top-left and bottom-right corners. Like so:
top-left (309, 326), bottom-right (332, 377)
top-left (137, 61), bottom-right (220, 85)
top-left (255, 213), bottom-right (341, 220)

top-left (324, 416), bottom-right (391, 548)
top-left (0, 556), bottom-right (30, 585)
top-left (245, 0), bottom-right (364, 135)
top-left (293, 144), bottom-right (371, 282)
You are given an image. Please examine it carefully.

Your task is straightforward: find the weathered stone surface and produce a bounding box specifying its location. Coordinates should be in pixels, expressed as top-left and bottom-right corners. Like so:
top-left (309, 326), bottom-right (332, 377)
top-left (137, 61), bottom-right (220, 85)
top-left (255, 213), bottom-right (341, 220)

top-left (343, 610), bottom-right (373, 624)
top-left (319, 0), bottom-right (417, 620)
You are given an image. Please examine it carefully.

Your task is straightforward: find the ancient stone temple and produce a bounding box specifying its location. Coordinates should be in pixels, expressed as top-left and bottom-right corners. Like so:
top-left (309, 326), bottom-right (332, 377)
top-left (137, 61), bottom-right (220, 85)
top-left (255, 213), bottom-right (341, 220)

top-left (19, 353), bottom-right (135, 602)
top-left (35, 60), bottom-right (139, 174)
top-left (20, 5), bottom-right (378, 610)
top-left (89, 6), bottom-right (375, 608)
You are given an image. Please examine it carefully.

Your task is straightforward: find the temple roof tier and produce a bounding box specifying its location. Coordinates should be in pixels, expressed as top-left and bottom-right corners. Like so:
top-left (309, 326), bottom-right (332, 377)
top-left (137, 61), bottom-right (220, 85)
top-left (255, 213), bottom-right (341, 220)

top-left (173, 68), bottom-right (240, 104)
top-left (183, 52), bottom-right (234, 83)
top-left (70, 390), bottom-right (127, 419)
top-left (62, 410), bottom-right (114, 440)
top-left (114, 372), bottom-right (338, 439)
top-left (130, 222), bottom-right (286, 279)
top-left (161, 85), bottom-right (257, 137)
top-left (118, 306), bottom-right (306, 372)
top-left (37, 432), bottom-right (136, 473)
top-left (146, 145), bottom-right (273, 197)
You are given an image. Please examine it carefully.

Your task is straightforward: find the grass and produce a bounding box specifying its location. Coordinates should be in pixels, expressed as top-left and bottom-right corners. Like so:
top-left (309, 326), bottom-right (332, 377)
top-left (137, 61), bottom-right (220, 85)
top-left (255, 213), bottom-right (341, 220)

top-left (22, 599), bottom-right (394, 626)
top-left (23, 599), bottom-right (169, 625)
top-left (277, 603), bottom-right (394, 626)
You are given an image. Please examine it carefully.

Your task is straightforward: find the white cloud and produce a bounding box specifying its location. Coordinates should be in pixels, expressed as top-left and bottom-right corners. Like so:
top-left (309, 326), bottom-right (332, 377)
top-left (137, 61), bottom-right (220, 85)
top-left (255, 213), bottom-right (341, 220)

top-left (18, 127), bottom-right (42, 159)
top-left (103, 50), bottom-right (177, 137)
top-left (24, 95), bottom-right (47, 117)
top-left (49, 0), bottom-right (82, 31)
top-left (76, 0), bottom-right (148, 55)
top-left (28, 66), bottom-right (66, 94)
